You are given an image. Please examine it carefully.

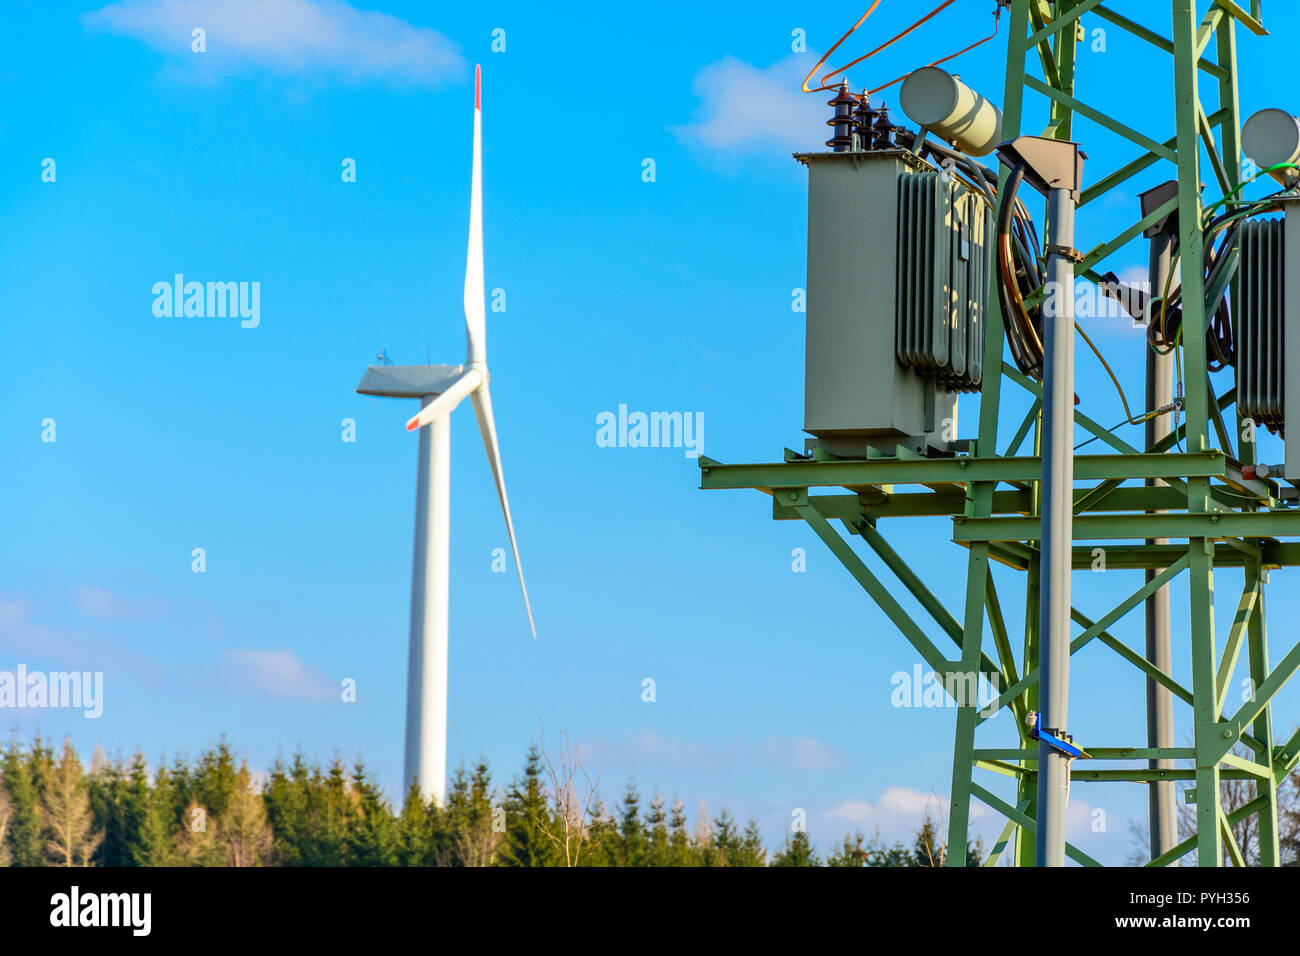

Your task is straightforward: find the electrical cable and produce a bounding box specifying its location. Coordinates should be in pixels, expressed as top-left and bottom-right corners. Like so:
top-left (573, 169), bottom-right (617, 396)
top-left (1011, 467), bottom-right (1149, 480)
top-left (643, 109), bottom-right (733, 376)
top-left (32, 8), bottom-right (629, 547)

top-left (801, 1), bottom-right (1001, 96)
top-left (1074, 321), bottom-right (1147, 425)
top-left (1074, 406), bottom-right (1170, 451)
top-left (864, 9), bottom-right (1002, 96)
top-left (996, 162), bottom-right (1049, 378)
top-left (801, 1), bottom-right (883, 94)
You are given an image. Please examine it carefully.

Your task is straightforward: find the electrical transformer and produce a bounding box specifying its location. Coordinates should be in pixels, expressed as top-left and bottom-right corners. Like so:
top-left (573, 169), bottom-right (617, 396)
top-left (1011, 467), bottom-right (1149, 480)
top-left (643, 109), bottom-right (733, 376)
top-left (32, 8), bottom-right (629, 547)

top-left (799, 149), bottom-right (992, 457)
top-left (1236, 215), bottom-right (1284, 432)
top-left (1236, 195), bottom-right (1300, 475)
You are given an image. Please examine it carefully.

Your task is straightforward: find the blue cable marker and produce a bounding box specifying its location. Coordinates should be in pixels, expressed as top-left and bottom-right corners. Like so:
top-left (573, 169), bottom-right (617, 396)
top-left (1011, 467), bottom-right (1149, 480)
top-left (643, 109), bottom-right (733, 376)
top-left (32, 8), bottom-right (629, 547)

top-left (1025, 711), bottom-right (1088, 759)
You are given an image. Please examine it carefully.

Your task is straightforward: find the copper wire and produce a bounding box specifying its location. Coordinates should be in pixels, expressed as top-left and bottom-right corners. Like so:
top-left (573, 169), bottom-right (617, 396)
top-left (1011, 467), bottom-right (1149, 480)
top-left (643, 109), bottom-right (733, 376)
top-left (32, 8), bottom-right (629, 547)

top-left (801, 1), bottom-right (1000, 97)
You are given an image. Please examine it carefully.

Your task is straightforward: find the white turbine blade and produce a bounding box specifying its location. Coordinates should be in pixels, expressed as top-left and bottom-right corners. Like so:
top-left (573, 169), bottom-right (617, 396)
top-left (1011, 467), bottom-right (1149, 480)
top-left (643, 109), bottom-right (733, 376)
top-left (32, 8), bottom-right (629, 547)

top-left (464, 63), bottom-right (486, 366)
top-left (405, 368), bottom-right (482, 432)
top-left (471, 382), bottom-right (536, 640)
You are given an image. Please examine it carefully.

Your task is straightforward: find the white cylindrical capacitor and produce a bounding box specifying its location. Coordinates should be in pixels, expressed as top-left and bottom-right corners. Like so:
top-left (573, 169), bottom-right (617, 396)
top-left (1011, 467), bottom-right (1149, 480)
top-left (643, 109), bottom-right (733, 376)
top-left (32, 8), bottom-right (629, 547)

top-left (900, 66), bottom-right (1002, 156)
top-left (1242, 108), bottom-right (1300, 186)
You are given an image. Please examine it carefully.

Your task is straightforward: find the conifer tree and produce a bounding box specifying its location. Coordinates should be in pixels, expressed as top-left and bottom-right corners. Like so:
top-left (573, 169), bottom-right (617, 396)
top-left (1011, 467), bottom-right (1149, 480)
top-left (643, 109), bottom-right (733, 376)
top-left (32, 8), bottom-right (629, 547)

top-left (449, 759), bottom-right (499, 867)
top-left (708, 808), bottom-right (742, 866)
top-left (825, 833), bottom-right (865, 867)
top-left (87, 753), bottom-right (128, 866)
top-left (643, 791), bottom-right (671, 866)
top-left (136, 758), bottom-right (182, 866)
top-left (262, 755), bottom-right (301, 865)
top-left (346, 759), bottom-right (399, 867)
top-left (583, 796), bottom-right (613, 867)
top-left (121, 752), bottom-right (151, 864)
top-left (224, 760), bottom-right (274, 867)
top-left (913, 813), bottom-right (943, 866)
top-left (735, 818), bottom-right (767, 867)
top-left (668, 796), bottom-right (694, 866)
top-left (771, 829), bottom-right (819, 866)
top-left (2, 740), bottom-right (43, 866)
top-left (167, 752), bottom-right (195, 822)
top-left (500, 745), bottom-right (557, 867)
top-left (192, 738), bottom-right (238, 820)
top-left (43, 739), bottom-right (102, 866)
top-left (439, 765), bottom-right (471, 866)
top-left (615, 779), bottom-right (648, 866)
top-left (264, 751), bottom-right (327, 865)
top-left (28, 735), bottom-right (54, 799)
top-left (313, 758), bottom-right (352, 866)
top-left (397, 781), bottom-right (435, 867)
top-left (868, 837), bottom-right (913, 867)
top-left (176, 802), bottom-right (224, 866)
top-left (911, 811), bottom-right (981, 866)
top-left (0, 787), bottom-right (11, 866)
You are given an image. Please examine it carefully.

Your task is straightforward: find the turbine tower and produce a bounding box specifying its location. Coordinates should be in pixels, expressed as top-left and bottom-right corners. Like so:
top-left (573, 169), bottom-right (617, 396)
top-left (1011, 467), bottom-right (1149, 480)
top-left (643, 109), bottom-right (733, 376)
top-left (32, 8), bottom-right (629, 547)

top-left (357, 65), bottom-right (535, 807)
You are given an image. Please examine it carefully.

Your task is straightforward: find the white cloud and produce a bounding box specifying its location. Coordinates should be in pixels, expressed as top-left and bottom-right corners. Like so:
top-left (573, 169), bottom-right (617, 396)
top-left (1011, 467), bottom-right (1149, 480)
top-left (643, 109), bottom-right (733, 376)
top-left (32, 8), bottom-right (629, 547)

top-left (220, 647), bottom-right (334, 701)
top-left (0, 592), bottom-right (169, 684)
top-left (0, 594), bottom-right (90, 663)
top-left (0, 594), bottom-right (27, 632)
top-left (83, 0), bottom-right (463, 86)
top-left (611, 730), bottom-right (844, 772)
top-left (673, 53), bottom-right (829, 154)
top-left (827, 786), bottom-right (990, 828)
top-left (74, 585), bottom-right (166, 621)
top-left (757, 735), bottom-right (845, 771)
top-left (619, 731), bottom-right (738, 769)
top-left (1066, 796), bottom-right (1101, 841)
top-left (827, 787), bottom-right (1107, 858)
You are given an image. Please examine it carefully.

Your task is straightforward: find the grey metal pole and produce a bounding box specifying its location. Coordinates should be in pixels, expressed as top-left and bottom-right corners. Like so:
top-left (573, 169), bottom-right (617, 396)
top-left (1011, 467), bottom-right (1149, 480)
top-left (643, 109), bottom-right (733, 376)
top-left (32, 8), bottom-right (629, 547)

top-left (1036, 185), bottom-right (1077, 867)
top-left (1146, 228), bottom-right (1178, 862)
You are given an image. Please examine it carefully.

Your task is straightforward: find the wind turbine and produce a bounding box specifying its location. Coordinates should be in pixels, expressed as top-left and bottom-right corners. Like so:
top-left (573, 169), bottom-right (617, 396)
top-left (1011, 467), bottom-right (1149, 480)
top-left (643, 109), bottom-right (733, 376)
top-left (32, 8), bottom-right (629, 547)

top-left (357, 64), bottom-right (535, 808)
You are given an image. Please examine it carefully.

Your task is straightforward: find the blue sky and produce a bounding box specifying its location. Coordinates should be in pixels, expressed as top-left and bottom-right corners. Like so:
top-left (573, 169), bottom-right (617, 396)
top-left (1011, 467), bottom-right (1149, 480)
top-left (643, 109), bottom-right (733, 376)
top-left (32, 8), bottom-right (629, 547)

top-left (3, 0), bottom-right (1299, 864)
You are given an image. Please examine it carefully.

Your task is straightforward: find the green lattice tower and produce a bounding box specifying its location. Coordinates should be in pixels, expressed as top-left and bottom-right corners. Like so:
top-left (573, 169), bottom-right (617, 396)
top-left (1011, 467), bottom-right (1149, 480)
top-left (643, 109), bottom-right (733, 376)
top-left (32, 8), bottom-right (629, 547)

top-left (699, 0), bottom-right (1300, 866)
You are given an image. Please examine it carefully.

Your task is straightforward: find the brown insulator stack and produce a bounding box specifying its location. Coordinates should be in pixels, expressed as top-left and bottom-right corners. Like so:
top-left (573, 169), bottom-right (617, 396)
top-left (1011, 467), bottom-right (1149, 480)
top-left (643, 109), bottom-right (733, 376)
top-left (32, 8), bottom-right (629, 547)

top-left (871, 104), bottom-right (897, 150)
top-left (825, 83), bottom-right (858, 152)
top-left (853, 93), bottom-right (879, 152)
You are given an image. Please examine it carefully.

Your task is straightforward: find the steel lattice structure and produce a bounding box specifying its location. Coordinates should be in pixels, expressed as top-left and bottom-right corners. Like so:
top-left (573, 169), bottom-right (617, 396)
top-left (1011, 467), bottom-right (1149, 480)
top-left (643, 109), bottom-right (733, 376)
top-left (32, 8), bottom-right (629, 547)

top-left (700, 0), bottom-right (1300, 866)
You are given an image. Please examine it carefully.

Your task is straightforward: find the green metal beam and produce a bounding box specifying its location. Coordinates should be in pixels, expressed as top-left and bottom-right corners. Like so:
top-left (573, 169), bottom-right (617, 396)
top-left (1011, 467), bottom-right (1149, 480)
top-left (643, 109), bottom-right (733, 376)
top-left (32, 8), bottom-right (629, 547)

top-left (698, 451), bottom-right (1226, 491)
top-left (969, 782), bottom-right (1102, 866)
top-left (1023, 75), bottom-right (1176, 161)
top-left (1091, 5), bottom-right (1230, 79)
top-left (1214, 568), bottom-right (1259, 711)
top-left (1080, 110), bottom-right (1229, 206)
top-left (977, 559), bottom-right (1189, 723)
top-left (771, 486), bottom-right (1200, 523)
top-left (975, 747), bottom-right (1195, 761)
top-left (1145, 795), bottom-right (1270, 867)
top-left (1070, 608), bottom-right (1196, 706)
top-left (953, 510), bottom-right (1300, 542)
top-left (1025, 0), bottom-right (1105, 49)
top-left (984, 805), bottom-right (1028, 866)
top-left (791, 499), bottom-right (953, 677)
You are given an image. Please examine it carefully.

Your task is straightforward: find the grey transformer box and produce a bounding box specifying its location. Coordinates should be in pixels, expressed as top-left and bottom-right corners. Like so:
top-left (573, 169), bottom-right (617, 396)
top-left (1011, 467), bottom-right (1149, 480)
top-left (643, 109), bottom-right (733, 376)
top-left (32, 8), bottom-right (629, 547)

top-left (797, 149), bottom-right (991, 458)
top-left (1236, 193), bottom-right (1300, 477)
